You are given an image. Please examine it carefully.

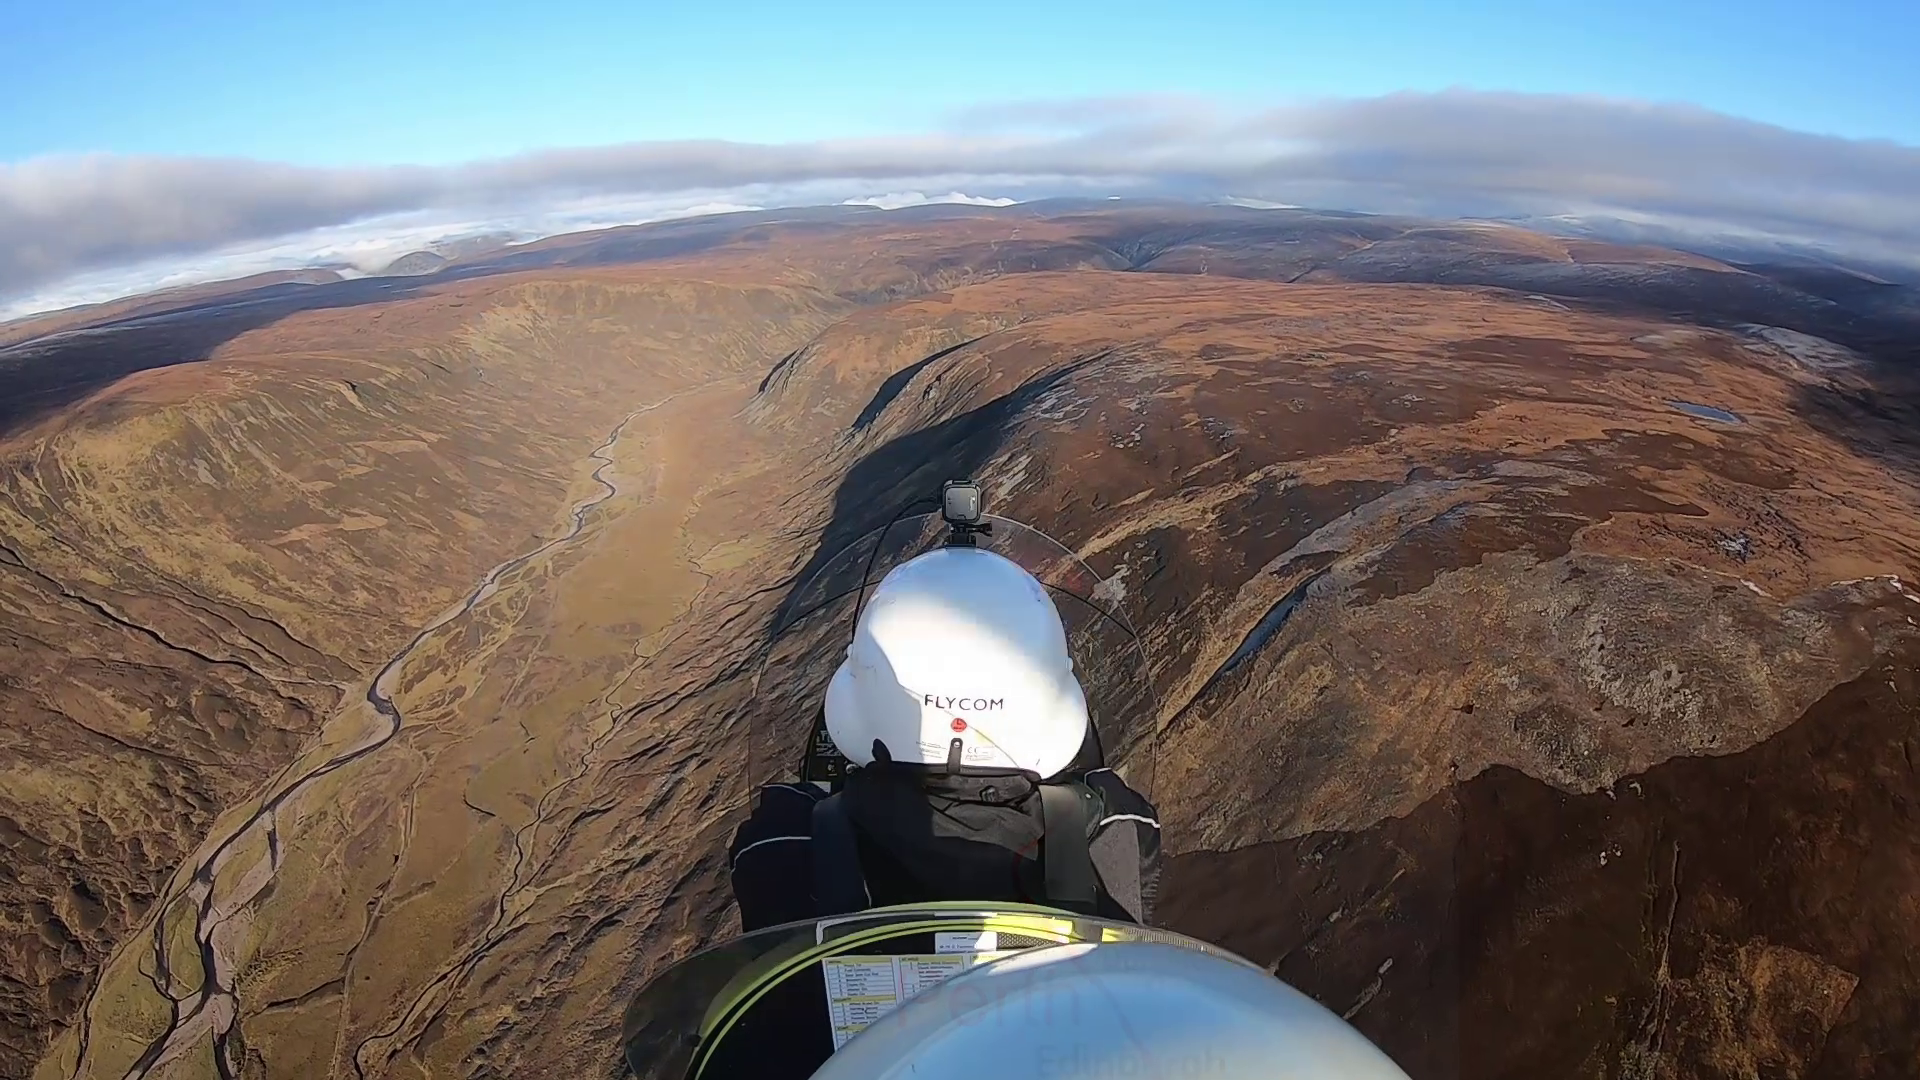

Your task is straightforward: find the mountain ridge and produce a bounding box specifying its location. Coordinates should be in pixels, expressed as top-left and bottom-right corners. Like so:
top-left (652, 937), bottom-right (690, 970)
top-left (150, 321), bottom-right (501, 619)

top-left (4, 205), bottom-right (1916, 1079)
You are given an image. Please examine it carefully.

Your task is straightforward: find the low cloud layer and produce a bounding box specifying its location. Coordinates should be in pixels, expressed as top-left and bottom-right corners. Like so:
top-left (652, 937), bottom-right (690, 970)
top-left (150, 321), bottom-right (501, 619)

top-left (4, 90), bottom-right (1917, 316)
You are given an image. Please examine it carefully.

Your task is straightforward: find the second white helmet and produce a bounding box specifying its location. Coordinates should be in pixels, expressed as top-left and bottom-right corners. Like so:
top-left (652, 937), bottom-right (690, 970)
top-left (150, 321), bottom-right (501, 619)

top-left (824, 547), bottom-right (1089, 779)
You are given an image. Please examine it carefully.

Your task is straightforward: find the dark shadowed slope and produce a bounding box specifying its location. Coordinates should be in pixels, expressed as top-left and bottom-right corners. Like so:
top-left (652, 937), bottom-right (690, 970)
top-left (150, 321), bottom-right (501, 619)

top-left (1163, 631), bottom-right (1920, 1080)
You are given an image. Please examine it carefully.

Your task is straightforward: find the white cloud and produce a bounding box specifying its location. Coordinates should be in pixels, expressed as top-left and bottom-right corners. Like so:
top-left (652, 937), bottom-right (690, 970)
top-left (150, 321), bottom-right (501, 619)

top-left (0, 193), bottom-right (780, 317)
top-left (1220, 196), bottom-right (1302, 210)
top-left (841, 191), bottom-right (1020, 210)
top-left (3, 90), bottom-right (1917, 317)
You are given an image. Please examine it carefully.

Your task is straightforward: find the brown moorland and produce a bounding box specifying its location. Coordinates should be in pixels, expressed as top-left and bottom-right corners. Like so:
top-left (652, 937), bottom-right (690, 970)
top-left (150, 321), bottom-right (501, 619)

top-left (2, 203), bottom-right (1916, 1080)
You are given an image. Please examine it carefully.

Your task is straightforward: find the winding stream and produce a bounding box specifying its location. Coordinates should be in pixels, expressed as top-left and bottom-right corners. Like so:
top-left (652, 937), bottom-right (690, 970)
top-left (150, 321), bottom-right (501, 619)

top-left (66, 397), bottom-right (676, 1080)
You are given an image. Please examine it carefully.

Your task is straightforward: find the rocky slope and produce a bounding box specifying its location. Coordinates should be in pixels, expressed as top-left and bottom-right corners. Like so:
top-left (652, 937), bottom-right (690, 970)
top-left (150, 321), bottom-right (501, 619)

top-left (5, 205), bottom-right (1917, 1079)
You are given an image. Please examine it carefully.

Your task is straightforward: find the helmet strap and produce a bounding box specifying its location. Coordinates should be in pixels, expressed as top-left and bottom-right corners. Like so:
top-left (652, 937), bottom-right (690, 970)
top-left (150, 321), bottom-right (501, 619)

top-left (944, 737), bottom-right (964, 773)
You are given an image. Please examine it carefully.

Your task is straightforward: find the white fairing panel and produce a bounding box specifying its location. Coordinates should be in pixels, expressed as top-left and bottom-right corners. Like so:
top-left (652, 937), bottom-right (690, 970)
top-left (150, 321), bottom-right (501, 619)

top-left (814, 942), bottom-right (1415, 1080)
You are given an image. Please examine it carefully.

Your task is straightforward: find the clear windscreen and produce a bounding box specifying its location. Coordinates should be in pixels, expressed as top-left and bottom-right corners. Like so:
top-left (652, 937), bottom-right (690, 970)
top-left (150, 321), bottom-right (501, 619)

top-left (621, 904), bottom-right (1249, 1079)
top-left (746, 513), bottom-right (1155, 797)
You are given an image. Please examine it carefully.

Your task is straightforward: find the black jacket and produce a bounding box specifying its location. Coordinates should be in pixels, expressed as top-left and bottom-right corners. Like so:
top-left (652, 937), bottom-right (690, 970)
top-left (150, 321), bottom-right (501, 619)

top-left (728, 764), bottom-right (1161, 932)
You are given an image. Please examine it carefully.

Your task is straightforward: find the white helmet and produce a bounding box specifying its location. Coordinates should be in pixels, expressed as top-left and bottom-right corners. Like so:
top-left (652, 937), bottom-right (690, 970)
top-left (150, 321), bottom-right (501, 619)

top-left (824, 547), bottom-right (1090, 778)
top-left (814, 942), bottom-right (1413, 1080)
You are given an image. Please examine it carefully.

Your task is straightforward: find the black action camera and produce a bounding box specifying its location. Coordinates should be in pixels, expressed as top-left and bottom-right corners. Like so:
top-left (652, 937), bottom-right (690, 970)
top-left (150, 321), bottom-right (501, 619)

top-left (942, 479), bottom-right (983, 526)
top-left (941, 479), bottom-right (991, 546)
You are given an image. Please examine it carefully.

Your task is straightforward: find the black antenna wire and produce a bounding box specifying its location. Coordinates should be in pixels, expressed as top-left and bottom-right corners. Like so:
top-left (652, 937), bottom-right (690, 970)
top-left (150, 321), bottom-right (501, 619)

top-left (847, 494), bottom-right (940, 649)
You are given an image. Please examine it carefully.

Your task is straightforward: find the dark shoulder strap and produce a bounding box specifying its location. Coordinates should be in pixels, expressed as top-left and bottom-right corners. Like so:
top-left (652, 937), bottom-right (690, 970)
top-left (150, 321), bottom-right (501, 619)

top-left (810, 793), bottom-right (869, 916)
top-left (1037, 783), bottom-right (1099, 914)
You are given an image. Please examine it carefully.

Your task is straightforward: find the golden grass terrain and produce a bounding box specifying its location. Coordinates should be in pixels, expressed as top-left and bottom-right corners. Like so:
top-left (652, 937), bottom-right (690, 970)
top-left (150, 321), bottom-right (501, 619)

top-left (1, 275), bottom-right (851, 1077)
top-left (5, 204), bottom-right (1918, 1079)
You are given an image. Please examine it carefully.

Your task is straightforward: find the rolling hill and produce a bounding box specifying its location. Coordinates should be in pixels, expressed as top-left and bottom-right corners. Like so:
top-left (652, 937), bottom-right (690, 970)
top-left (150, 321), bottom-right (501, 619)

top-left (4, 204), bottom-right (1918, 1080)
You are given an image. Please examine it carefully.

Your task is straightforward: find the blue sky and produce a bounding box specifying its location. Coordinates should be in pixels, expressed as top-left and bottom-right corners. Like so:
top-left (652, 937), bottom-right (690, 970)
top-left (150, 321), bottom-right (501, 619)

top-left (3, 0), bottom-right (1915, 166)
top-left (4, 0), bottom-right (1918, 315)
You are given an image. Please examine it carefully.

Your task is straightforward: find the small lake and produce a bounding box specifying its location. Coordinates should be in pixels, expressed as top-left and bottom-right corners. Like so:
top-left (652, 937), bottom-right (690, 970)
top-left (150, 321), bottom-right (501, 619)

top-left (1668, 401), bottom-right (1744, 424)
